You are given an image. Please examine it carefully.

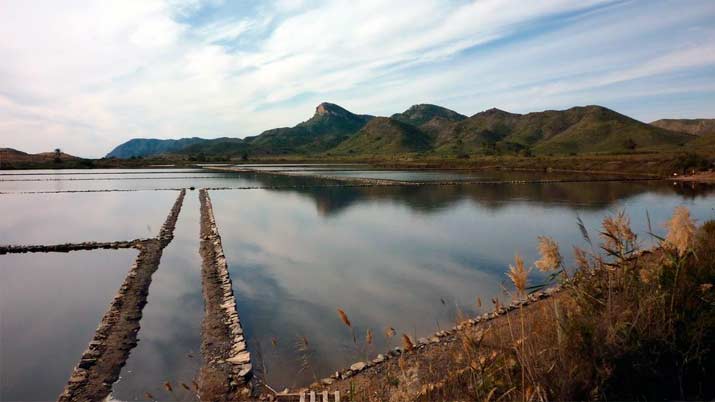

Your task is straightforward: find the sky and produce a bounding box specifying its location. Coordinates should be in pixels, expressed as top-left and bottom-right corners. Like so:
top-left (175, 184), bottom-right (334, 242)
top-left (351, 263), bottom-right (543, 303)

top-left (1, 0), bottom-right (714, 157)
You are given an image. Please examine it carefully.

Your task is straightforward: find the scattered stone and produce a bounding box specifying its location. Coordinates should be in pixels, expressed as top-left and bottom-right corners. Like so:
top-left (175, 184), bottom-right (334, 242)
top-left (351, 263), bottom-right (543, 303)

top-left (238, 364), bottom-right (252, 377)
top-left (350, 362), bottom-right (367, 372)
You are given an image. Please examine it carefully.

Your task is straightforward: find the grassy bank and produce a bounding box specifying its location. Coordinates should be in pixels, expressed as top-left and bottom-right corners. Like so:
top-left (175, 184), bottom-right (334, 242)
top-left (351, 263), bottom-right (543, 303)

top-left (3, 151), bottom-right (713, 179)
top-left (306, 207), bottom-right (715, 401)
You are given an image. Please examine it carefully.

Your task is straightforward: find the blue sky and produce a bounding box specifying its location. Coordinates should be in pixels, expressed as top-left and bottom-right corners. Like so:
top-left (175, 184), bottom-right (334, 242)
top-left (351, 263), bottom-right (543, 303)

top-left (1, 0), bottom-right (714, 157)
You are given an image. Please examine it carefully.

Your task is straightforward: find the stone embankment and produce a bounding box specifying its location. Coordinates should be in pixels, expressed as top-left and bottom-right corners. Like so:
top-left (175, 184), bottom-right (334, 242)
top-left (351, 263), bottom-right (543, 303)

top-left (207, 166), bottom-right (658, 187)
top-left (198, 189), bottom-right (252, 401)
top-left (0, 239), bottom-right (146, 255)
top-left (57, 189), bottom-right (185, 402)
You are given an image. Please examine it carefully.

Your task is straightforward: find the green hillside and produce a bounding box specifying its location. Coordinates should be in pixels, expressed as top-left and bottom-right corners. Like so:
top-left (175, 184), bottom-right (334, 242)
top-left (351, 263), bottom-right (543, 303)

top-left (329, 117), bottom-right (432, 155)
top-left (430, 106), bottom-right (695, 155)
top-left (106, 103), bottom-right (707, 159)
top-left (106, 137), bottom-right (208, 158)
top-left (391, 104), bottom-right (466, 126)
top-left (245, 102), bottom-right (373, 154)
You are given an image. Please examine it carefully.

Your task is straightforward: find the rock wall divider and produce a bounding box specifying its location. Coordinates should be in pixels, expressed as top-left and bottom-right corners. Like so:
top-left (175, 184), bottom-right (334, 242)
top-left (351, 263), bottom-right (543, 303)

top-left (197, 189), bottom-right (252, 401)
top-left (0, 239), bottom-right (148, 255)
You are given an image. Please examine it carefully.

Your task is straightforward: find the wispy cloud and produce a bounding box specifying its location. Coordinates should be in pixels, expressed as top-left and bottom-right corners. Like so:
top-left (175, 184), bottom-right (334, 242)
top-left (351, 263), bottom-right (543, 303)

top-left (0, 0), bottom-right (713, 156)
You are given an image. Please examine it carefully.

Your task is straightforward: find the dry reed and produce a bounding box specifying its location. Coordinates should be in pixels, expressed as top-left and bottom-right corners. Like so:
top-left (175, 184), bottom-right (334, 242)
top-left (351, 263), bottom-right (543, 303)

top-left (534, 236), bottom-right (562, 272)
top-left (664, 206), bottom-right (696, 257)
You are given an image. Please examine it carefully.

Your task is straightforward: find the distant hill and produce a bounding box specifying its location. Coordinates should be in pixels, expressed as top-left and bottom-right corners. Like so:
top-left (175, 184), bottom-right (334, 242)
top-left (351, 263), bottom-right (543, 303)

top-left (172, 102), bottom-right (375, 157)
top-left (0, 147), bottom-right (81, 168)
top-left (330, 117), bottom-right (432, 155)
top-left (1, 147), bottom-right (78, 163)
top-left (245, 102), bottom-right (374, 154)
top-left (106, 137), bottom-right (208, 158)
top-left (391, 104), bottom-right (466, 126)
top-left (650, 119), bottom-right (715, 136)
top-left (105, 103), bottom-right (706, 159)
top-left (427, 106), bottom-right (695, 155)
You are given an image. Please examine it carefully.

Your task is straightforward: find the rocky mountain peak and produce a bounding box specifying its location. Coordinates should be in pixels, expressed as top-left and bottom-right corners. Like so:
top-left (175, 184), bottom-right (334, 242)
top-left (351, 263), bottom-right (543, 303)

top-left (315, 102), bottom-right (349, 117)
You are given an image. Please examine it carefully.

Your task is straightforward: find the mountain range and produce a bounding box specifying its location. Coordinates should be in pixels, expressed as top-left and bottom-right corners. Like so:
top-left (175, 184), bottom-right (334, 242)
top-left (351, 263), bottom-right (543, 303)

top-left (106, 103), bottom-right (712, 159)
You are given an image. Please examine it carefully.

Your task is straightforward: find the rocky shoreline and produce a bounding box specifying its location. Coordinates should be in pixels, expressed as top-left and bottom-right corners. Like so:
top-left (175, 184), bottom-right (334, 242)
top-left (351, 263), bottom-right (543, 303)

top-left (272, 287), bottom-right (563, 400)
top-left (198, 189), bottom-right (253, 401)
top-left (57, 189), bottom-right (185, 402)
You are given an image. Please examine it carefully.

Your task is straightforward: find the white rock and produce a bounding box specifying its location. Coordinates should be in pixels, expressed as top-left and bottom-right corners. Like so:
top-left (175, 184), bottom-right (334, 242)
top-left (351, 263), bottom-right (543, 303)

top-left (227, 351), bottom-right (251, 364)
top-left (238, 363), bottom-right (252, 377)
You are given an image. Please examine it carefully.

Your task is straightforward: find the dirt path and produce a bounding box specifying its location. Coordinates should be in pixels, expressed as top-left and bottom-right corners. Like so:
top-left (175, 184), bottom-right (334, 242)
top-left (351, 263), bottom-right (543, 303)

top-left (198, 189), bottom-right (253, 401)
top-left (57, 189), bottom-right (185, 402)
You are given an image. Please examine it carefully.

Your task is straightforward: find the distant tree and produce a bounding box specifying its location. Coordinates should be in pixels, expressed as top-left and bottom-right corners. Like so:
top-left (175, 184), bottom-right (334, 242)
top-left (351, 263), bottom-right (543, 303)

top-left (674, 153), bottom-right (711, 174)
top-left (54, 148), bottom-right (62, 163)
top-left (241, 152), bottom-right (249, 161)
top-left (623, 138), bottom-right (637, 150)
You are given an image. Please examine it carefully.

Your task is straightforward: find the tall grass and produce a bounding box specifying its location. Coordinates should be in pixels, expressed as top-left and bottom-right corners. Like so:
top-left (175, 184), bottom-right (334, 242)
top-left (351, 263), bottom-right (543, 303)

top-left (372, 207), bottom-right (715, 401)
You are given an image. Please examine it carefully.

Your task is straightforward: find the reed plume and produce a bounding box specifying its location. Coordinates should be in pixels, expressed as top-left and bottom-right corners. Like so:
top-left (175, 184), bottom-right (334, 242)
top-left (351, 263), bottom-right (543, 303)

top-left (573, 246), bottom-right (589, 270)
top-left (507, 253), bottom-right (530, 296)
top-left (535, 236), bottom-right (562, 272)
top-left (402, 334), bottom-right (414, 350)
top-left (601, 210), bottom-right (636, 252)
top-left (385, 327), bottom-right (396, 338)
top-left (337, 308), bottom-right (352, 327)
top-left (664, 206), bottom-right (696, 257)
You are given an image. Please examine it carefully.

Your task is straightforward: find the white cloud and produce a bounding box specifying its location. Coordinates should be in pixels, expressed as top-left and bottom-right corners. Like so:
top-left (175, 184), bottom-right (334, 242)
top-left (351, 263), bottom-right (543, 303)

top-left (0, 0), bottom-right (713, 157)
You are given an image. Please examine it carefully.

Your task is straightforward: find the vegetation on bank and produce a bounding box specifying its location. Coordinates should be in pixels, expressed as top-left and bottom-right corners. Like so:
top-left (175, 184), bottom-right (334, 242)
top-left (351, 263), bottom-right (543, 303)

top-left (4, 151), bottom-right (714, 181)
top-left (318, 207), bottom-right (715, 401)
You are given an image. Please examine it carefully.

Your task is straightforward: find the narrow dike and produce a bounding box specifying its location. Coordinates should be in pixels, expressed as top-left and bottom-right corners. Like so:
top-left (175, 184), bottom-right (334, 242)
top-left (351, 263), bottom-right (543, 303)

top-left (57, 189), bottom-right (186, 402)
top-left (198, 189), bottom-right (252, 400)
top-left (0, 239), bottom-right (147, 255)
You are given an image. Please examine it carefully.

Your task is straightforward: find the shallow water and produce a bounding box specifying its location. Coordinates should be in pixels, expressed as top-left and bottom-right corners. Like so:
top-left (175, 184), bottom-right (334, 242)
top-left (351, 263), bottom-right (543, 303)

top-left (1, 168), bottom-right (714, 394)
top-left (111, 192), bottom-right (203, 401)
top-left (209, 181), bottom-right (715, 388)
top-left (0, 170), bottom-right (258, 192)
top-left (0, 249), bottom-right (138, 401)
top-left (0, 191), bottom-right (180, 245)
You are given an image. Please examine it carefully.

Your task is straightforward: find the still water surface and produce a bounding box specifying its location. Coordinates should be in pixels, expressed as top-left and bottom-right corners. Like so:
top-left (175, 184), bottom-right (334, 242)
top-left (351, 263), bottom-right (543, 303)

top-left (111, 192), bottom-right (203, 401)
top-left (0, 191), bottom-right (179, 244)
top-left (1, 168), bottom-right (714, 395)
top-left (0, 249), bottom-right (137, 401)
top-left (209, 181), bottom-right (715, 388)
